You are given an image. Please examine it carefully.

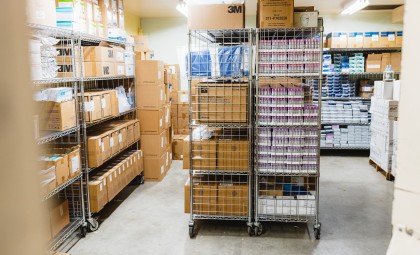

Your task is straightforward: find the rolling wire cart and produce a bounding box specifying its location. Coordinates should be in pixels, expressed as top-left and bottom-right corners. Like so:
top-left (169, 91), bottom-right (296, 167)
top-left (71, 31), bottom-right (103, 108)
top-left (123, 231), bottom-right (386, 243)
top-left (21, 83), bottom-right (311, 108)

top-left (253, 19), bottom-right (323, 238)
top-left (77, 35), bottom-right (140, 233)
top-left (29, 24), bottom-right (86, 250)
top-left (187, 29), bottom-right (254, 237)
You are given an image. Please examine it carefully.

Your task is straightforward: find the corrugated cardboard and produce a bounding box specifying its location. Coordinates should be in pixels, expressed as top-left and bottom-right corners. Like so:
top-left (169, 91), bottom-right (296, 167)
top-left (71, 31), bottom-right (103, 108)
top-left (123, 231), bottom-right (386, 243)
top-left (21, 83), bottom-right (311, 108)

top-left (141, 131), bottom-right (166, 158)
top-left (191, 140), bottom-right (217, 170)
top-left (49, 199), bottom-right (70, 237)
top-left (134, 35), bottom-right (149, 52)
top-left (138, 109), bottom-right (165, 135)
top-left (188, 4), bottom-right (245, 29)
top-left (396, 31), bottom-right (403, 47)
top-left (185, 178), bottom-right (190, 213)
top-left (109, 90), bottom-right (119, 116)
top-left (26, 0), bottom-right (57, 27)
top-left (327, 32), bottom-right (348, 48)
top-left (173, 134), bottom-right (188, 160)
top-left (217, 140), bottom-right (249, 172)
top-left (391, 52), bottom-right (402, 72)
top-left (347, 32), bottom-right (364, 48)
top-left (366, 54), bottom-right (382, 72)
top-left (109, 130), bottom-right (120, 156)
top-left (136, 85), bottom-right (166, 110)
top-left (83, 61), bottom-right (116, 77)
top-left (293, 11), bottom-right (318, 28)
top-left (218, 184), bottom-right (248, 216)
top-left (381, 53), bottom-right (391, 72)
top-left (135, 60), bottom-right (164, 86)
top-left (193, 184), bottom-right (218, 214)
top-left (144, 153), bottom-right (166, 181)
top-left (363, 32), bottom-right (380, 48)
top-left (39, 99), bottom-right (77, 131)
top-left (89, 176), bottom-right (108, 213)
top-left (82, 44), bottom-right (115, 62)
top-left (257, 0), bottom-right (294, 28)
top-left (87, 132), bottom-right (111, 168)
top-left (379, 31), bottom-right (397, 47)
top-left (42, 154), bottom-right (69, 186)
top-left (183, 136), bottom-right (190, 169)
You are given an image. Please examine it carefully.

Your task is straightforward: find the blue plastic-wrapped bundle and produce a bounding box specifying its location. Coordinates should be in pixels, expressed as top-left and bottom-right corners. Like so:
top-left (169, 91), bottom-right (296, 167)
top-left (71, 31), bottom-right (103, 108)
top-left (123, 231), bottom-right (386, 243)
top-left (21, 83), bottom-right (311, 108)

top-left (218, 46), bottom-right (243, 77)
top-left (186, 50), bottom-right (212, 76)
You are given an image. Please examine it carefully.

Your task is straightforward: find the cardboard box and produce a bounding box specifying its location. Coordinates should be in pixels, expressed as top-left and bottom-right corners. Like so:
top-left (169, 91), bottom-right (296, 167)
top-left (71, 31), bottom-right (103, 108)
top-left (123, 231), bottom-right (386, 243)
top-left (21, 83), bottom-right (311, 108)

top-left (109, 90), bottom-right (119, 116)
top-left (173, 134), bottom-right (188, 160)
top-left (109, 130), bottom-right (120, 156)
top-left (27, 0), bottom-right (57, 27)
top-left (141, 131), bottom-right (166, 158)
top-left (83, 61), bottom-right (115, 77)
top-left (218, 184), bottom-right (248, 216)
top-left (293, 11), bottom-right (318, 28)
top-left (138, 109), bottom-right (165, 135)
top-left (39, 100), bottom-right (77, 131)
top-left (194, 83), bottom-right (248, 123)
top-left (191, 140), bottom-right (217, 170)
top-left (178, 129), bottom-right (189, 135)
top-left (82, 44), bottom-right (115, 62)
top-left (363, 32), bottom-right (380, 48)
top-left (42, 155), bottom-right (70, 186)
top-left (144, 153), bottom-right (166, 181)
top-left (177, 91), bottom-right (189, 104)
top-left (177, 117), bottom-right (189, 130)
top-left (101, 91), bottom-right (112, 118)
top-left (185, 178), bottom-right (190, 213)
top-left (164, 104), bottom-right (171, 128)
top-left (135, 60), bottom-right (164, 86)
top-left (257, 0), bottom-right (294, 28)
top-left (192, 183), bottom-right (218, 214)
top-left (379, 31), bottom-right (396, 48)
top-left (136, 85), bottom-right (166, 110)
top-left (133, 121), bottom-right (141, 141)
top-left (217, 140), bottom-right (249, 172)
top-left (396, 31), bottom-right (403, 47)
top-left (188, 4), bottom-right (245, 29)
top-left (87, 133), bottom-right (111, 168)
top-left (381, 53), bottom-right (391, 72)
top-left (391, 52), bottom-right (402, 72)
top-left (327, 32), bottom-right (348, 48)
top-left (115, 63), bottom-right (125, 76)
top-left (134, 35), bottom-right (149, 52)
top-left (50, 145), bottom-right (81, 178)
top-left (82, 92), bottom-right (103, 122)
top-left (89, 176), bottom-right (108, 213)
top-left (49, 199), bottom-right (70, 237)
top-left (171, 104), bottom-right (178, 118)
top-left (366, 54), bottom-right (382, 72)
top-left (164, 147), bottom-right (171, 172)
top-left (347, 32), bottom-right (364, 48)
top-left (183, 136), bottom-right (190, 169)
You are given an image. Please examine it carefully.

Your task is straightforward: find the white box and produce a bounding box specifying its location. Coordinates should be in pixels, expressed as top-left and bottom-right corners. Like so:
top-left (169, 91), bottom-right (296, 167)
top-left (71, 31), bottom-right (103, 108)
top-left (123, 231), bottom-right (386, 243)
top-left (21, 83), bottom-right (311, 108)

top-left (393, 80), bottom-right (401, 101)
top-left (293, 12), bottom-right (318, 28)
top-left (374, 81), bottom-right (394, 100)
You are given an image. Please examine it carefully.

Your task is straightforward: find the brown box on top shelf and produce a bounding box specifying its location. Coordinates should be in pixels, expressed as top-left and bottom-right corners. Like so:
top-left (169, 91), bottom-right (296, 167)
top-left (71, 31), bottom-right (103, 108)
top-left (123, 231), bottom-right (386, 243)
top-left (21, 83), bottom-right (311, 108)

top-left (218, 184), bottom-right (248, 216)
top-left (379, 32), bottom-right (397, 48)
top-left (194, 83), bottom-right (248, 123)
top-left (89, 175), bottom-right (108, 213)
top-left (396, 31), bottom-right (403, 47)
top-left (188, 4), bottom-right (245, 29)
top-left (138, 109), bottom-right (165, 135)
top-left (173, 134), bottom-right (188, 160)
top-left (183, 136), bottom-right (190, 169)
top-left (191, 139), bottom-right (217, 170)
top-left (41, 154), bottom-right (70, 186)
top-left (257, 0), bottom-right (294, 28)
top-left (347, 32), bottom-right (364, 48)
top-left (141, 131), bottom-right (167, 158)
top-left (327, 32), bottom-right (348, 48)
top-left (217, 140), bottom-right (249, 172)
top-left (134, 35), bottom-right (149, 52)
top-left (49, 199), bottom-right (70, 237)
top-left (38, 99), bottom-right (77, 131)
top-left (293, 11), bottom-right (318, 28)
top-left (366, 54), bottom-right (382, 72)
top-left (363, 32), bottom-right (380, 48)
top-left (144, 153), bottom-right (166, 181)
top-left (135, 60), bottom-right (164, 86)
top-left (87, 131), bottom-right (111, 168)
top-left (136, 85), bottom-right (166, 109)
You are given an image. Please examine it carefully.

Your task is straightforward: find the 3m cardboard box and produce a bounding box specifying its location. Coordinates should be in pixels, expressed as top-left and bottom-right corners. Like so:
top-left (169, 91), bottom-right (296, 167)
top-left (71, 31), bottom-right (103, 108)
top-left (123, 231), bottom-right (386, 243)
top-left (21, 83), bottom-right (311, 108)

top-left (347, 32), bottom-right (364, 48)
top-left (82, 44), bottom-right (115, 62)
top-left (391, 52), bottom-right (402, 72)
top-left (42, 154), bottom-right (69, 186)
top-left (134, 35), bottom-right (149, 52)
top-left (396, 31), bottom-right (403, 47)
top-left (218, 184), bottom-right (248, 216)
top-left (183, 136), bottom-right (190, 169)
top-left (115, 63), bottom-right (125, 76)
top-left (87, 132), bottom-right (111, 167)
top-left (366, 54), bottom-right (382, 72)
top-left (83, 62), bottom-right (115, 77)
top-left (49, 199), bottom-right (70, 237)
top-left (195, 84), bottom-right (248, 123)
top-left (135, 60), bottom-right (164, 85)
top-left (136, 84), bottom-right (165, 109)
top-left (138, 109), bottom-right (165, 135)
top-left (27, 0), bottom-right (57, 27)
top-left (327, 32), bottom-right (348, 48)
top-left (293, 11), bottom-right (318, 28)
top-left (217, 140), bottom-right (249, 172)
top-left (144, 153), bottom-right (166, 181)
top-left (191, 140), bottom-right (217, 170)
top-left (257, 0), bottom-right (294, 28)
top-left (173, 134), bottom-right (188, 160)
top-left (379, 32), bottom-right (396, 48)
top-left (192, 184), bottom-right (218, 214)
top-left (89, 176), bottom-right (108, 213)
top-left (39, 99), bottom-right (77, 131)
top-left (141, 131), bottom-right (166, 158)
top-left (188, 4), bottom-right (245, 29)
top-left (363, 32), bottom-right (380, 48)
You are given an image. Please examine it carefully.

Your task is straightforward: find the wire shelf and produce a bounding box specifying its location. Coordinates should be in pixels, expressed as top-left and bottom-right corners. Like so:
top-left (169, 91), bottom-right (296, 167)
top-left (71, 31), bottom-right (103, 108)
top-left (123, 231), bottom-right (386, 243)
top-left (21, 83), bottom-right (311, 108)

top-left (323, 72), bottom-right (400, 75)
top-left (259, 49), bottom-right (321, 53)
top-left (316, 97), bottom-right (371, 101)
top-left (256, 216), bottom-right (313, 223)
top-left (82, 75), bottom-right (134, 81)
top-left (48, 218), bottom-right (83, 251)
top-left (32, 78), bottom-right (79, 85)
top-left (78, 32), bottom-right (133, 46)
top-left (42, 173), bottom-right (82, 202)
top-left (192, 170), bottom-right (250, 176)
top-left (321, 146), bottom-right (370, 150)
top-left (259, 73), bottom-right (320, 77)
top-left (257, 171), bottom-right (319, 176)
top-left (36, 127), bottom-right (80, 145)
top-left (192, 215), bottom-right (249, 221)
top-left (85, 108), bottom-right (137, 128)
top-left (324, 47), bottom-right (402, 52)
top-left (321, 122), bottom-right (370, 126)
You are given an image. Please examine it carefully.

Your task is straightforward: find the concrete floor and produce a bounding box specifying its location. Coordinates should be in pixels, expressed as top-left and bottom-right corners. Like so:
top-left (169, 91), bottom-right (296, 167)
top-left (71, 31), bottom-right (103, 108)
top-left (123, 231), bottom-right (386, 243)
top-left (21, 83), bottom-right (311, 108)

top-left (70, 156), bottom-right (394, 255)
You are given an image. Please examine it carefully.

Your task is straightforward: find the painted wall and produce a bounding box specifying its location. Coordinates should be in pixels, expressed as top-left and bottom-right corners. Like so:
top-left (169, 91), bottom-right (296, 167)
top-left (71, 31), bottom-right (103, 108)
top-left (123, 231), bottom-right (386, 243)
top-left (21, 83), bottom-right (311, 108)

top-left (124, 12), bottom-right (141, 36)
top-left (141, 12), bottom-right (403, 65)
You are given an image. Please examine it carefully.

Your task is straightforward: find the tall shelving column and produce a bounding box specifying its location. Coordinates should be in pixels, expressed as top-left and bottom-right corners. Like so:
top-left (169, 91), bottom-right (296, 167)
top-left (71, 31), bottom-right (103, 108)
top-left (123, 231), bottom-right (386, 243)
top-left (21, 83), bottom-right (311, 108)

top-left (318, 47), bottom-right (402, 150)
top-left (29, 24), bottom-right (86, 251)
top-left (188, 29), bottom-right (253, 237)
top-left (253, 20), bottom-right (323, 238)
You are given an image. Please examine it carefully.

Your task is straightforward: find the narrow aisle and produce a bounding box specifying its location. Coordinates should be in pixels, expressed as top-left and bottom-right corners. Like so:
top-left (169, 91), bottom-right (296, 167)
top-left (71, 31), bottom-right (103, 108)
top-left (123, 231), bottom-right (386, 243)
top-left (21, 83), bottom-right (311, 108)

top-left (70, 157), bottom-right (393, 255)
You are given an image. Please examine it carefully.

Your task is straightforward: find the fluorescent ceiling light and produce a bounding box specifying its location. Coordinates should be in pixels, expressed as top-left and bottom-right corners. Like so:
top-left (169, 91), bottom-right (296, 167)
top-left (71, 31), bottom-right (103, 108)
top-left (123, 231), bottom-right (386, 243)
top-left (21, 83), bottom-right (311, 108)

top-left (341, 0), bottom-right (370, 15)
top-left (176, 1), bottom-right (188, 17)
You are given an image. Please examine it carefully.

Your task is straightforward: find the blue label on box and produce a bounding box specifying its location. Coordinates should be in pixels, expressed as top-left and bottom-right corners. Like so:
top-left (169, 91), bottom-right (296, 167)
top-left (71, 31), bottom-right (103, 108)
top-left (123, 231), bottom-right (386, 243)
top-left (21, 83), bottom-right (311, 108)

top-left (397, 31), bottom-right (403, 36)
top-left (381, 32), bottom-right (388, 37)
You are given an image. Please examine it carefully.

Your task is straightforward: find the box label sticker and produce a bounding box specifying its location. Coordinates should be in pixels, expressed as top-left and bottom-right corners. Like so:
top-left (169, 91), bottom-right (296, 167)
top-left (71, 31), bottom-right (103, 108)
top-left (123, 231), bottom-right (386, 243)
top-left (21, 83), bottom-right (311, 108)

top-left (102, 143), bottom-right (105, 152)
top-left (117, 52), bottom-right (124, 61)
top-left (101, 98), bottom-right (106, 109)
top-left (110, 174), bottom-right (112, 181)
top-left (356, 35), bottom-right (363, 42)
top-left (180, 94), bottom-right (188, 103)
top-left (117, 65), bottom-right (124, 75)
top-left (98, 139), bottom-right (102, 146)
top-left (160, 119), bottom-right (163, 127)
top-left (170, 153), bottom-right (172, 160)
top-left (372, 34), bottom-right (379, 41)
top-left (339, 34), bottom-right (346, 42)
top-left (118, 168), bottom-right (121, 174)
top-left (110, 137), bottom-right (114, 147)
top-left (71, 156), bottom-right (80, 173)
top-left (85, 101), bottom-right (95, 112)
top-left (118, 133), bottom-right (122, 142)
top-left (100, 183), bottom-right (103, 191)
top-left (367, 64), bottom-right (380, 68)
top-left (161, 137), bottom-right (164, 148)
top-left (59, 206), bottom-right (63, 216)
top-left (166, 152), bottom-right (169, 166)
top-left (122, 164), bottom-right (125, 170)
top-left (388, 34), bottom-right (395, 41)
top-left (161, 166), bottom-right (164, 174)
top-left (103, 178), bottom-right (107, 186)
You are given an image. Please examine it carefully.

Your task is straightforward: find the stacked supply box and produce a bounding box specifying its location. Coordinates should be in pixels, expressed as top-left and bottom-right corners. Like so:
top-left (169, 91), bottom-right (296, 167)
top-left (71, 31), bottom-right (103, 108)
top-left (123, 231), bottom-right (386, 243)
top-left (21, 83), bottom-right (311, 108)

top-left (56, 0), bottom-right (87, 32)
top-left (136, 60), bottom-right (172, 181)
top-left (321, 100), bottom-right (370, 124)
top-left (321, 125), bottom-right (370, 148)
top-left (370, 80), bottom-right (400, 172)
top-left (81, 42), bottom-right (126, 77)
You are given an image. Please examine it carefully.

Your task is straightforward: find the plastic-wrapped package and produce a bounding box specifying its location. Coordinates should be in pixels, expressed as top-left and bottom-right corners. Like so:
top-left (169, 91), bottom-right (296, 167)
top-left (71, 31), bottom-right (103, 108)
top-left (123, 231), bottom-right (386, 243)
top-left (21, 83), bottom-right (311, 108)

top-left (34, 87), bottom-right (73, 102)
top-left (186, 50), bottom-right (212, 76)
top-left (116, 86), bottom-right (131, 113)
top-left (218, 46), bottom-right (242, 77)
top-left (192, 126), bottom-right (213, 140)
top-left (33, 35), bottom-right (60, 79)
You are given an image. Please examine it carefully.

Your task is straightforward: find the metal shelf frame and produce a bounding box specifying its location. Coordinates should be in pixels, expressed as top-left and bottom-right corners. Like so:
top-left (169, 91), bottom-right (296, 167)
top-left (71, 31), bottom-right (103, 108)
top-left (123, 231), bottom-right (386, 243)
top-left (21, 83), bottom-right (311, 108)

top-left (42, 173), bottom-right (83, 202)
top-left (321, 122), bottom-right (370, 126)
top-left (321, 146), bottom-right (370, 150)
top-left (48, 218), bottom-right (84, 251)
top-left (324, 47), bottom-right (402, 52)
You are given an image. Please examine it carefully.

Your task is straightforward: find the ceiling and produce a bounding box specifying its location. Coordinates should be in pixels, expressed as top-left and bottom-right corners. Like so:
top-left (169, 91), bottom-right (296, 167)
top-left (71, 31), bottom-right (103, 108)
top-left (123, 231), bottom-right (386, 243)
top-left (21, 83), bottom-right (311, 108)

top-left (124, 0), bottom-right (404, 18)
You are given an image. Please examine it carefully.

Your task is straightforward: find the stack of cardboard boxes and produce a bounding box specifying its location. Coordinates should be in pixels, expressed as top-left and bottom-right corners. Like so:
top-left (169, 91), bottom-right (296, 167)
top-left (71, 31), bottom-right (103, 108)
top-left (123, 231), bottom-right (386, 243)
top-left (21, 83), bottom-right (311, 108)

top-left (365, 52), bottom-right (402, 73)
top-left (46, 199), bottom-right (70, 240)
top-left (136, 60), bottom-right (173, 181)
top-left (327, 31), bottom-right (403, 49)
top-left (370, 80), bottom-right (400, 174)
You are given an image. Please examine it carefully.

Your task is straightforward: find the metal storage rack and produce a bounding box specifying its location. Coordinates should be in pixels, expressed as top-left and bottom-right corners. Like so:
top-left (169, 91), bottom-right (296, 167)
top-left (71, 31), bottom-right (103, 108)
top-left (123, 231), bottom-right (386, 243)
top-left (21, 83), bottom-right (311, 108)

top-left (29, 24), bottom-right (86, 251)
top-left (253, 20), bottom-right (323, 238)
top-left (187, 29), bottom-right (254, 237)
top-left (318, 47), bottom-right (402, 150)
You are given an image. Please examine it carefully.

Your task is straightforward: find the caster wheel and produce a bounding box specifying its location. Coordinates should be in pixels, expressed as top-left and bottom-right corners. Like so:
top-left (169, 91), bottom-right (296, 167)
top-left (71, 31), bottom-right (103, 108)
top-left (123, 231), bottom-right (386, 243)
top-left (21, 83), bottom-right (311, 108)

top-left (314, 224), bottom-right (321, 240)
top-left (189, 226), bottom-right (195, 238)
top-left (80, 226), bottom-right (87, 238)
top-left (138, 175), bottom-right (145, 185)
top-left (88, 219), bottom-right (99, 232)
top-left (254, 224), bottom-right (263, 236)
top-left (247, 226), bottom-right (255, 236)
